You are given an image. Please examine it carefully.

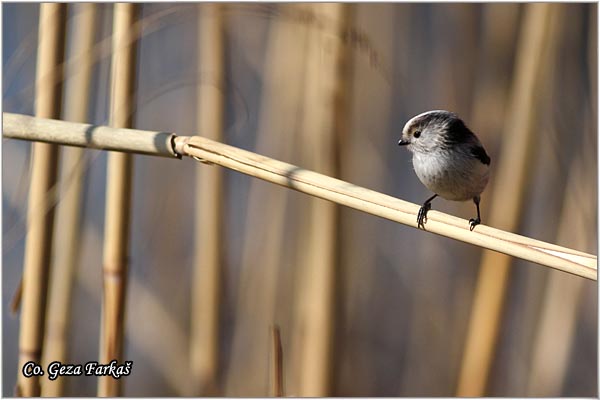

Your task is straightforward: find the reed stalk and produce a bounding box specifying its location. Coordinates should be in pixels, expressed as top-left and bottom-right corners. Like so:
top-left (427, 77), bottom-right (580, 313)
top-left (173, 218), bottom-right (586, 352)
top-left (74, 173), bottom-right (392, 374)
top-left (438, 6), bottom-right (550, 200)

top-left (470, 4), bottom-right (520, 140)
top-left (16, 3), bottom-right (67, 396)
top-left (456, 4), bottom-right (561, 396)
top-left (224, 6), bottom-right (310, 394)
top-left (98, 3), bottom-right (139, 396)
top-left (190, 3), bottom-right (225, 396)
top-left (295, 3), bottom-right (348, 396)
top-left (4, 5), bottom-right (201, 113)
top-left (4, 113), bottom-right (596, 280)
top-left (3, 113), bottom-right (176, 157)
top-left (176, 134), bottom-right (596, 280)
top-left (527, 143), bottom-right (595, 395)
top-left (78, 246), bottom-right (191, 394)
top-left (41, 4), bottom-right (98, 396)
top-left (270, 325), bottom-right (284, 397)
top-left (527, 19), bottom-right (597, 389)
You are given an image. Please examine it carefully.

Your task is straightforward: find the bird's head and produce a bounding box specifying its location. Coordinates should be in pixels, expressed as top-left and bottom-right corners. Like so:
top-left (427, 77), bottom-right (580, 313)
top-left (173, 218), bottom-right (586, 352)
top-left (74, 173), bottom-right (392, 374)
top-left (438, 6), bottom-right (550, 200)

top-left (398, 110), bottom-right (466, 154)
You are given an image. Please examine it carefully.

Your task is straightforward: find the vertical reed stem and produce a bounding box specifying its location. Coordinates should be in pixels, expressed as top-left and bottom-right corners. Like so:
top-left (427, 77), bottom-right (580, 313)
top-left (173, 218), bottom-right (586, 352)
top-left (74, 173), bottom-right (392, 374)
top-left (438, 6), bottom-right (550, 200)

top-left (190, 3), bottom-right (225, 396)
top-left (41, 4), bottom-right (97, 396)
top-left (456, 4), bottom-right (558, 395)
top-left (527, 153), bottom-right (593, 395)
top-left (527, 23), bottom-right (596, 389)
top-left (226, 5), bottom-right (310, 394)
top-left (16, 3), bottom-right (67, 397)
top-left (296, 3), bottom-right (348, 396)
top-left (270, 325), bottom-right (284, 397)
top-left (98, 3), bottom-right (139, 396)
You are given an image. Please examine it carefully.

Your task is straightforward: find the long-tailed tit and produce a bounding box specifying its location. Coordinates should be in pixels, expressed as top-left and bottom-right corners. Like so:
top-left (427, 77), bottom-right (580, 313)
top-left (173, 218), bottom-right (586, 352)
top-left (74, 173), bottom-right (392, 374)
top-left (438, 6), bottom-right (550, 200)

top-left (398, 110), bottom-right (490, 231)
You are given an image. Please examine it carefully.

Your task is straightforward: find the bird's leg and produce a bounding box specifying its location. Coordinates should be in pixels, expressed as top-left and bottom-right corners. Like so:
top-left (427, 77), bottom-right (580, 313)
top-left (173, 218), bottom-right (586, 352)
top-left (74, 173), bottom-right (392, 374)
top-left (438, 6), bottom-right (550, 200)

top-left (417, 194), bottom-right (438, 229)
top-left (469, 196), bottom-right (481, 231)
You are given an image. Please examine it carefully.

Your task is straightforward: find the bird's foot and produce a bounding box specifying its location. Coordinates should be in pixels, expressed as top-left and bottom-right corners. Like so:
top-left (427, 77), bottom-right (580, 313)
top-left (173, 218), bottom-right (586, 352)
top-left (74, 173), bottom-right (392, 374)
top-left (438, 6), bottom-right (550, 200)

top-left (417, 203), bottom-right (432, 229)
top-left (469, 217), bottom-right (481, 231)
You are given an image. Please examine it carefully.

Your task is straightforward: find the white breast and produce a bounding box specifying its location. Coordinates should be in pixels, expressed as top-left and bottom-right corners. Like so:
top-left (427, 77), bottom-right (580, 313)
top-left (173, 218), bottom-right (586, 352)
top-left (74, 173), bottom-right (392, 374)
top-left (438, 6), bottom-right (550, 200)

top-left (412, 150), bottom-right (489, 201)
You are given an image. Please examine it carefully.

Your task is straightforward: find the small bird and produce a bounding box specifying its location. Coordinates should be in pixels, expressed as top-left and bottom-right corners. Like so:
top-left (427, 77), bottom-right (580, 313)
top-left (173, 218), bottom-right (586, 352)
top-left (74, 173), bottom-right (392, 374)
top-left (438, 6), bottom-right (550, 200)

top-left (398, 110), bottom-right (490, 231)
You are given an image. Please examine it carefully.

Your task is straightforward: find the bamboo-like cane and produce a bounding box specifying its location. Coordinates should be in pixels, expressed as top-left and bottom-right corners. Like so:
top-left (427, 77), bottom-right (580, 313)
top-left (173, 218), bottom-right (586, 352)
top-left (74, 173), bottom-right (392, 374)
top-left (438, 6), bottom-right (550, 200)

top-left (527, 134), bottom-right (595, 395)
top-left (469, 4), bottom-right (520, 141)
top-left (270, 325), bottom-right (284, 397)
top-left (41, 4), bottom-right (97, 396)
top-left (16, 3), bottom-right (67, 397)
top-left (527, 16), bottom-right (597, 389)
top-left (224, 7), bottom-right (311, 395)
top-left (3, 113), bottom-right (176, 157)
top-left (3, 5), bottom-right (203, 114)
top-left (295, 3), bottom-right (348, 396)
top-left (174, 135), bottom-right (597, 280)
top-left (3, 113), bottom-right (597, 280)
top-left (456, 4), bottom-right (560, 396)
top-left (190, 3), bottom-right (225, 396)
top-left (98, 3), bottom-right (139, 397)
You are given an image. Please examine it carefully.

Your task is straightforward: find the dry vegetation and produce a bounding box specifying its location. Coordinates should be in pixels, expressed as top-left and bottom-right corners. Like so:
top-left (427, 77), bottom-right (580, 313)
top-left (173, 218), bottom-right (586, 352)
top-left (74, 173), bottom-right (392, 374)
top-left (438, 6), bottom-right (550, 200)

top-left (2, 3), bottom-right (597, 397)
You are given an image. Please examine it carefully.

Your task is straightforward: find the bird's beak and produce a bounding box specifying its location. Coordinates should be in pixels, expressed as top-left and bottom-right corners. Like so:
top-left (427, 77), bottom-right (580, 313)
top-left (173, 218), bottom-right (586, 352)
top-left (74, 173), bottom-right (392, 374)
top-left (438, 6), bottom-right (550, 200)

top-left (398, 139), bottom-right (410, 146)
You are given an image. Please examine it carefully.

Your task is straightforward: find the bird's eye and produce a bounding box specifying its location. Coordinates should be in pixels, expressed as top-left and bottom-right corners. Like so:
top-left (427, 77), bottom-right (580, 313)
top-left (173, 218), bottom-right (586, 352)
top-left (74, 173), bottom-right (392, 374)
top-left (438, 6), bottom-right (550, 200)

top-left (413, 130), bottom-right (421, 138)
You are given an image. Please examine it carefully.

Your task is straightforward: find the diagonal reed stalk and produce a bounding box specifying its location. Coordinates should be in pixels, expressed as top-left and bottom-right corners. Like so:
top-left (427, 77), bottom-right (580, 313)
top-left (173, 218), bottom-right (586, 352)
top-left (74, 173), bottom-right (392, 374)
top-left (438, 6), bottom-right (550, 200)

top-left (175, 134), bottom-right (597, 280)
top-left (4, 112), bottom-right (597, 282)
top-left (98, 3), bottom-right (139, 397)
top-left (41, 4), bottom-right (98, 396)
top-left (16, 3), bottom-right (67, 397)
top-left (190, 3), bottom-right (225, 396)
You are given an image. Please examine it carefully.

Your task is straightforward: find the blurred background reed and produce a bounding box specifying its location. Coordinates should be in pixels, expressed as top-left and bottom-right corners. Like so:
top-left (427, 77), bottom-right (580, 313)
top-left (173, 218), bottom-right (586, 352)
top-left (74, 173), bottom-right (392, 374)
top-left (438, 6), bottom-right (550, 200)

top-left (2, 3), bottom-right (597, 396)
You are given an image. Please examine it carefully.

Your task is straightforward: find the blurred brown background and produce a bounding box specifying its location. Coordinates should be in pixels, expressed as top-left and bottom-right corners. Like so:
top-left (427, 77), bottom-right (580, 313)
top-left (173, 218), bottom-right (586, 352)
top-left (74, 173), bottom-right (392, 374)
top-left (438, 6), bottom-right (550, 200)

top-left (2, 3), bottom-right (597, 397)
